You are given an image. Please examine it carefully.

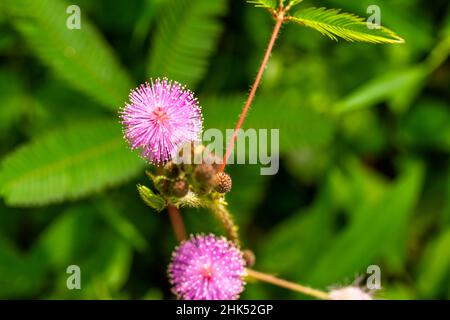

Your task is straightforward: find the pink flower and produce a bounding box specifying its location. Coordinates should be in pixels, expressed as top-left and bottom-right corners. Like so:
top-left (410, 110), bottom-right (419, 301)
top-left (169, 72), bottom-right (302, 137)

top-left (168, 234), bottom-right (246, 300)
top-left (120, 78), bottom-right (203, 164)
top-left (329, 286), bottom-right (372, 300)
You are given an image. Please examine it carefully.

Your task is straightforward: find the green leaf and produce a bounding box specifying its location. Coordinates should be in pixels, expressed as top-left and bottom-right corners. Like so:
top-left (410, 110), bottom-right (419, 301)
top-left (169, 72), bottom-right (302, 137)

top-left (400, 99), bottom-right (450, 152)
top-left (417, 228), bottom-right (450, 298)
top-left (33, 205), bottom-right (99, 268)
top-left (334, 67), bottom-right (427, 114)
top-left (31, 205), bottom-right (133, 298)
top-left (3, 0), bottom-right (133, 109)
top-left (137, 185), bottom-right (166, 212)
top-left (247, 0), bottom-right (277, 10)
top-left (288, 0), bottom-right (303, 6)
top-left (226, 165), bottom-right (269, 228)
top-left (0, 120), bottom-right (144, 206)
top-left (147, 0), bottom-right (227, 88)
top-left (0, 71), bottom-right (28, 135)
top-left (291, 7), bottom-right (404, 43)
top-left (306, 161), bottom-right (424, 287)
top-left (323, 0), bottom-right (432, 50)
top-left (83, 233), bottom-right (132, 292)
top-left (0, 236), bottom-right (46, 298)
top-left (130, 0), bottom-right (167, 49)
top-left (202, 94), bottom-right (335, 152)
top-left (49, 230), bottom-right (133, 298)
top-left (257, 188), bottom-right (334, 279)
top-left (97, 200), bottom-right (148, 252)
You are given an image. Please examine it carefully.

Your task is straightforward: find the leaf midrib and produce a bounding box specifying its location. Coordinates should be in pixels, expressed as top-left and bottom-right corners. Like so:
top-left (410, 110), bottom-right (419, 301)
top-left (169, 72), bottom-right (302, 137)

top-left (5, 137), bottom-right (125, 191)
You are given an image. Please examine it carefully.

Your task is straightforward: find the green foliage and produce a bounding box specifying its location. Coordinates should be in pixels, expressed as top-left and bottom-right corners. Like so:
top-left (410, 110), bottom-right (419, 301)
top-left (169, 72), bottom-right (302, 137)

top-left (400, 100), bottom-right (450, 152)
top-left (306, 161), bottom-right (424, 287)
top-left (31, 205), bottom-right (136, 298)
top-left (226, 165), bottom-right (269, 228)
top-left (287, 0), bottom-right (303, 7)
top-left (247, 0), bottom-right (277, 10)
top-left (417, 228), bottom-right (450, 298)
top-left (147, 0), bottom-right (227, 88)
top-left (334, 67), bottom-right (427, 114)
top-left (0, 236), bottom-right (46, 298)
top-left (257, 187), bottom-right (334, 279)
top-left (137, 184), bottom-right (166, 212)
top-left (33, 206), bottom-right (100, 268)
top-left (3, 0), bottom-right (133, 109)
top-left (0, 120), bottom-right (144, 206)
top-left (97, 200), bottom-right (148, 252)
top-left (0, 0), bottom-right (448, 300)
top-left (334, 31), bottom-right (450, 114)
top-left (202, 94), bottom-right (335, 151)
top-left (291, 7), bottom-right (404, 43)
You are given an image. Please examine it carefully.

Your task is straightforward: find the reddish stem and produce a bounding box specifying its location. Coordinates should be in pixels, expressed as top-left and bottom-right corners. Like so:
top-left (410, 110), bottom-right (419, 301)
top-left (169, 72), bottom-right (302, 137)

top-left (167, 204), bottom-right (187, 242)
top-left (246, 269), bottom-right (330, 300)
top-left (219, 11), bottom-right (285, 172)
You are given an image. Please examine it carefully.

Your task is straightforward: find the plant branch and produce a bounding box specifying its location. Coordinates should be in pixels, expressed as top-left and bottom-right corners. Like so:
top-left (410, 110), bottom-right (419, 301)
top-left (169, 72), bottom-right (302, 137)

top-left (209, 199), bottom-right (240, 246)
top-left (219, 10), bottom-right (285, 171)
top-left (167, 204), bottom-right (187, 242)
top-left (246, 268), bottom-right (330, 300)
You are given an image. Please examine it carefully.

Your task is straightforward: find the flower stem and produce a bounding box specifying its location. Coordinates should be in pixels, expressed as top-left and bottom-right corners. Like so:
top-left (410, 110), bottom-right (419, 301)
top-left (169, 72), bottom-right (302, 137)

top-left (246, 268), bottom-right (330, 300)
top-left (209, 199), bottom-right (240, 247)
top-left (167, 204), bottom-right (187, 242)
top-left (219, 10), bottom-right (285, 171)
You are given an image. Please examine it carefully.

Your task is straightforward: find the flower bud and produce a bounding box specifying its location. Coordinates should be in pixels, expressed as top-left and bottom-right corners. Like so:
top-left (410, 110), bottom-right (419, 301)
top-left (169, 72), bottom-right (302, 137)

top-left (172, 179), bottom-right (189, 198)
top-left (155, 177), bottom-right (172, 196)
top-left (242, 249), bottom-right (256, 267)
top-left (214, 172), bottom-right (232, 194)
top-left (194, 163), bottom-right (215, 183)
top-left (163, 162), bottom-right (180, 179)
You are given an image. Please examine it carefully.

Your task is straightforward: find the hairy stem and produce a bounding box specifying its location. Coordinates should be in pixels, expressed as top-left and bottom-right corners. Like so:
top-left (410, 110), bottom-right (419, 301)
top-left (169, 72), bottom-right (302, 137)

top-left (219, 11), bottom-right (285, 171)
top-left (246, 269), bottom-right (330, 300)
top-left (210, 200), bottom-right (240, 247)
top-left (167, 204), bottom-right (187, 242)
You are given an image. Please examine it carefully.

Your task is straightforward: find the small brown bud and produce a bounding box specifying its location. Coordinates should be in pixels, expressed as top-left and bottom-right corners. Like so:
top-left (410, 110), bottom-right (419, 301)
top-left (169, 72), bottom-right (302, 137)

top-left (172, 179), bottom-right (189, 198)
top-left (243, 249), bottom-right (256, 267)
top-left (155, 178), bottom-right (171, 196)
top-left (194, 163), bottom-right (215, 183)
top-left (163, 162), bottom-right (180, 179)
top-left (214, 172), bottom-right (232, 193)
top-left (203, 153), bottom-right (222, 170)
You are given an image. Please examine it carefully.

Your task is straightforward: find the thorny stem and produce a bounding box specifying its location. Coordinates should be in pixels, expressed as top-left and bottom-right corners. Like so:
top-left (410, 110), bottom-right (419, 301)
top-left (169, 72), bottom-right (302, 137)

top-left (246, 269), bottom-right (330, 300)
top-left (209, 199), bottom-right (241, 247)
top-left (219, 9), bottom-right (285, 172)
top-left (167, 204), bottom-right (187, 242)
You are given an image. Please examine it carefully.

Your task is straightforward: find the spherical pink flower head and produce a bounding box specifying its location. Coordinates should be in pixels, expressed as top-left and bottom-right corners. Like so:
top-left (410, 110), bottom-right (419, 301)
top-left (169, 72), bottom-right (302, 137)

top-left (168, 234), bottom-right (246, 300)
top-left (120, 78), bottom-right (203, 164)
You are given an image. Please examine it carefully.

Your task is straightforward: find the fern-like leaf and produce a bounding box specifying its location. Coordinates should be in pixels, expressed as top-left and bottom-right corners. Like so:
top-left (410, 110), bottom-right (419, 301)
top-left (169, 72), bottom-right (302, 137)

top-left (3, 0), bottom-right (133, 109)
top-left (247, 0), bottom-right (277, 10)
top-left (147, 0), bottom-right (227, 88)
top-left (291, 7), bottom-right (404, 43)
top-left (0, 120), bottom-right (144, 206)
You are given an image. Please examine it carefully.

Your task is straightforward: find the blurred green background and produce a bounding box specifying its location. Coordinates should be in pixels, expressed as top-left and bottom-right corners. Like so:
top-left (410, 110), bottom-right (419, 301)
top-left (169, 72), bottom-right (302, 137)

top-left (0, 0), bottom-right (449, 299)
